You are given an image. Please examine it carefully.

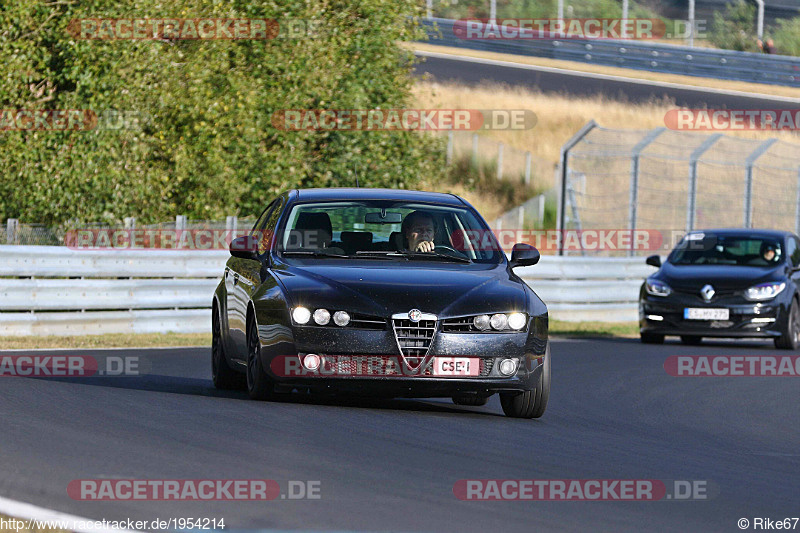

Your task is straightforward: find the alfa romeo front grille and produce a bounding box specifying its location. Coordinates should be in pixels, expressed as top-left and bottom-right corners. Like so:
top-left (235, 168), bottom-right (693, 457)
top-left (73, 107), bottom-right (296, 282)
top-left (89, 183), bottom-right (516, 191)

top-left (392, 312), bottom-right (437, 368)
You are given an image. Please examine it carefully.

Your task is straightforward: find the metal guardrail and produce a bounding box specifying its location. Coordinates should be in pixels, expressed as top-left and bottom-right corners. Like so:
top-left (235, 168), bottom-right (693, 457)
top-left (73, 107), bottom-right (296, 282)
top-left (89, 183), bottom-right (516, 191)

top-left (420, 18), bottom-right (800, 88)
top-left (0, 246), bottom-right (651, 336)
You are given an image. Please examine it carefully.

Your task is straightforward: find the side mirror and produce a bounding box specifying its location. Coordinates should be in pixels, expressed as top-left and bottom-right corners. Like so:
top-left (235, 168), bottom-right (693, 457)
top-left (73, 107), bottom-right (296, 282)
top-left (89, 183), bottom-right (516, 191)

top-left (509, 243), bottom-right (540, 268)
top-left (646, 255), bottom-right (662, 268)
top-left (230, 235), bottom-right (259, 260)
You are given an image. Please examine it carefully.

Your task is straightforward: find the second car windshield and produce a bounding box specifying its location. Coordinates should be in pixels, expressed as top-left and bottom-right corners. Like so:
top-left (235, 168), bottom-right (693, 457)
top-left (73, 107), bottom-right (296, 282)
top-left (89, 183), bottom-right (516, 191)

top-left (669, 234), bottom-right (783, 267)
top-left (278, 201), bottom-right (502, 263)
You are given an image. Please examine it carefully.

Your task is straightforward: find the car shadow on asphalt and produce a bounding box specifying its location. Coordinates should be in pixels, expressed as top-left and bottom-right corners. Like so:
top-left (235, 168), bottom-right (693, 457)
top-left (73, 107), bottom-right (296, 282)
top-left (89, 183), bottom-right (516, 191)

top-left (22, 373), bottom-right (507, 417)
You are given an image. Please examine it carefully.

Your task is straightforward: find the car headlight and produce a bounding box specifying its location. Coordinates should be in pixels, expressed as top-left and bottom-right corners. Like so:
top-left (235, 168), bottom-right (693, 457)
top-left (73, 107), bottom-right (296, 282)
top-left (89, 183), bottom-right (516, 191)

top-left (490, 313), bottom-right (509, 330)
top-left (292, 306), bottom-right (311, 324)
top-left (313, 308), bottom-right (331, 325)
top-left (333, 311), bottom-right (350, 326)
top-left (507, 312), bottom-right (527, 330)
top-left (645, 279), bottom-right (672, 297)
top-left (745, 282), bottom-right (786, 302)
top-left (473, 314), bottom-right (491, 331)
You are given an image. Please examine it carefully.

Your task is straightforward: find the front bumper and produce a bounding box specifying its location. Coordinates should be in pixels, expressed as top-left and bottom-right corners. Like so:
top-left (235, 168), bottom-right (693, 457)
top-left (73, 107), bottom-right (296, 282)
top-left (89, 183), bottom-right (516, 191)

top-left (259, 324), bottom-right (547, 396)
top-left (639, 294), bottom-right (787, 338)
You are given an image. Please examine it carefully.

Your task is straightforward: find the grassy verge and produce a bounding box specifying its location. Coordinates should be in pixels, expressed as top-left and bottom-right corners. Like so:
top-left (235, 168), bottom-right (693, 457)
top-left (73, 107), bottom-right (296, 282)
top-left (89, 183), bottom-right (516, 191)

top-left (407, 42), bottom-right (800, 99)
top-left (0, 332), bottom-right (210, 350)
top-left (549, 320), bottom-right (639, 338)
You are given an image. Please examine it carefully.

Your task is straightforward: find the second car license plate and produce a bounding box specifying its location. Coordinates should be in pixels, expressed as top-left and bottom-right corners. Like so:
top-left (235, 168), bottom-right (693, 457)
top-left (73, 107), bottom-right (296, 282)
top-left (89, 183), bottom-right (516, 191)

top-left (684, 308), bottom-right (729, 320)
top-left (433, 357), bottom-right (480, 377)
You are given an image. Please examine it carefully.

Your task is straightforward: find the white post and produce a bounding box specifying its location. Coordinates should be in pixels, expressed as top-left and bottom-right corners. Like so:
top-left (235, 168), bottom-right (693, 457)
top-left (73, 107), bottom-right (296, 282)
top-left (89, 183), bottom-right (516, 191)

top-left (755, 0), bottom-right (765, 39)
top-left (497, 143), bottom-right (504, 180)
top-left (6, 218), bottom-right (19, 245)
top-left (557, 0), bottom-right (563, 20)
top-left (446, 131), bottom-right (454, 165)
top-left (621, 0), bottom-right (629, 38)
top-left (688, 0), bottom-right (695, 47)
top-left (426, 0), bottom-right (432, 19)
top-left (175, 215), bottom-right (187, 231)
top-left (538, 195), bottom-right (545, 227)
top-left (524, 151), bottom-right (532, 186)
top-left (518, 206), bottom-right (524, 230)
top-left (123, 217), bottom-right (136, 229)
top-left (489, 0), bottom-right (497, 24)
top-left (226, 215), bottom-right (238, 237)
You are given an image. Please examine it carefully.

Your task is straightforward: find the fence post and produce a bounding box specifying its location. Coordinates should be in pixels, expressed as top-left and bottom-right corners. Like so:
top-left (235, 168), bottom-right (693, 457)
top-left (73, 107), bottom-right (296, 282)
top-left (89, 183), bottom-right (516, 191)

top-left (558, 120), bottom-right (597, 255)
top-left (524, 151), bottom-right (532, 186)
top-left (446, 131), bottom-right (454, 165)
top-left (175, 215), bottom-right (187, 231)
top-left (123, 217), bottom-right (136, 230)
top-left (796, 166), bottom-right (800, 235)
top-left (226, 215), bottom-right (238, 237)
top-left (538, 195), bottom-right (545, 227)
top-left (426, 0), bottom-right (432, 19)
top-left (6, 218), bottom-right (19, 245)
top-left (497, 143), bottom-right (504, 180)
top-left (687, 134), bottom-right (722, 231)
top-left (629, 128), bottom-right (666, 256)
top-left (472, 133), bottom-right (478, 167)
top-left (517, 204), bottom-right (524, 230)
top-left (744, 139), bottom-right (777, 229)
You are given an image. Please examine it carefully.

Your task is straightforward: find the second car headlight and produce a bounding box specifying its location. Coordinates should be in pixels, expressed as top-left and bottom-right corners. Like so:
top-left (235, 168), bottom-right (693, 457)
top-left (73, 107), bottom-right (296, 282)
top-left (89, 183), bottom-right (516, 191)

top-left (745, 282), bottom-right (786, 301)
top-left (645, 279), bottom-right (672, 297)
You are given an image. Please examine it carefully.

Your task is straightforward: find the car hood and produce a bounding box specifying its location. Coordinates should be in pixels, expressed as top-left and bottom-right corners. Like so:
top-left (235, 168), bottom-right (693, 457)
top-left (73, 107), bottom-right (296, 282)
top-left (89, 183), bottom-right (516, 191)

top-left (273, 262), bottom-right (526, 317)
top-left (658, 262), bottom-right (783, 290)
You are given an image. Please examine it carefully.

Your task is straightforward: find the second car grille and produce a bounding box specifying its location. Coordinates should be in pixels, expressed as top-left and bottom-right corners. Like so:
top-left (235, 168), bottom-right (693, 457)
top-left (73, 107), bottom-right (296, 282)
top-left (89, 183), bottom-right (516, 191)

top-left (392, 318), bottom-right (436, 368)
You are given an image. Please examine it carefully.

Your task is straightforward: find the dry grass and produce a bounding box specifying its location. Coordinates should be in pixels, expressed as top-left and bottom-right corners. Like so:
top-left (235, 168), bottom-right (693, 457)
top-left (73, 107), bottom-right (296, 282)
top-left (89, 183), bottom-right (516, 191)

top-left (0, 332), bottom-right (210, 350)
top-left (407, 42), bottom-right (800, 99)
top-left (411, 80), bottom-right (800, 193)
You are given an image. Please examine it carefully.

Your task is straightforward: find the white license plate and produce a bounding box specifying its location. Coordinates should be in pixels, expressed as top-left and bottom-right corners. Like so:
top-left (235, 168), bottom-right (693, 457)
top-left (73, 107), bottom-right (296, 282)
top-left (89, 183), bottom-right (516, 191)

top-left (684, 308), bottom-right (730, 320)
top-left (432, 357), bottom-right (480, 377)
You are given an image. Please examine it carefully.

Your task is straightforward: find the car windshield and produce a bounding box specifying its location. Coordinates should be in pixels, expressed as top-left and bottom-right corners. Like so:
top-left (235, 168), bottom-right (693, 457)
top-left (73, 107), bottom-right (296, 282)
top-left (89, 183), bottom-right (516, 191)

top-left (278, 200), bottom-right (502, 263)
top-left (669, 233), bottom-right (783, 267)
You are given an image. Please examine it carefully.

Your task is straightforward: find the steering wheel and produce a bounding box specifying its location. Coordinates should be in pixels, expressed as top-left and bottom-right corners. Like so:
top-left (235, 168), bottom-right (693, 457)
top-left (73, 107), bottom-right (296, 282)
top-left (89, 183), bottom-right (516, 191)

top-left (434, 244), bottom-right (469, 258)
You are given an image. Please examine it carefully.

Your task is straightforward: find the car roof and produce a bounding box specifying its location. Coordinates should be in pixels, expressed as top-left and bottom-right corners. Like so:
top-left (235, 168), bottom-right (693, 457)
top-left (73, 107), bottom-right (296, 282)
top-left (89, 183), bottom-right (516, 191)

top-left (687, 228), bottom-right (796, 240)
top-left (288, 188), bottom-right (466, 206)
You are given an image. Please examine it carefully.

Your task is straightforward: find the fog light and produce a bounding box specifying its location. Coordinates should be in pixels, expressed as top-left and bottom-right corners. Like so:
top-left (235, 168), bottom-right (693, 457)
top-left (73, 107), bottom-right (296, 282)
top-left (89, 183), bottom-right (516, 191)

top-left (313, 308), bottom-right (331, 325)
top-left (302, 353), bottom-right (321, 371)
top-left (333, 311), bottom-right (350, 326)
top-left (490, 313), bottom-right (508, 330)
top-left (646, 314), bottom-right (664, 322)
top-left (498, 358), bottom-right (517, 376)
top-left (508, 313), bottom-right (526, 330)
top-left (751, 317), bottom-right (776, 323)
top-left (473, 314), bottom-right (491, 331)
top-left (292, 306), bottom-right (311, 324)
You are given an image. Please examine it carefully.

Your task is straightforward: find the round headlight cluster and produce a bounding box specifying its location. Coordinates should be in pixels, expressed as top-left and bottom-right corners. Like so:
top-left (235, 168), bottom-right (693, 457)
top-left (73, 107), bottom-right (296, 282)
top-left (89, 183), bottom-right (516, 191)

top-left (293, 307), bottom-right (350, 327)
top-left (473, 313), bottom-right (527, 331)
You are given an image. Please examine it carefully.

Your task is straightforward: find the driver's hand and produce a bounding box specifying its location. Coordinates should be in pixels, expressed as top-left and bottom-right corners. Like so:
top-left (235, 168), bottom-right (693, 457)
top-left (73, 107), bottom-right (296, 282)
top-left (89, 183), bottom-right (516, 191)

top-left (414, 241), bottom-right (435, 253)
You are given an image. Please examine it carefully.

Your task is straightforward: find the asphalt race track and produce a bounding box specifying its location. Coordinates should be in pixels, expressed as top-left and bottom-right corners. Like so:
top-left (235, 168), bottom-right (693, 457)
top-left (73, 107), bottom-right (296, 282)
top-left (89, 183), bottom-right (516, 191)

top-left (414, 51), bottom-right (800, 110)
top-left (1, 338), bottom-right (799, 532)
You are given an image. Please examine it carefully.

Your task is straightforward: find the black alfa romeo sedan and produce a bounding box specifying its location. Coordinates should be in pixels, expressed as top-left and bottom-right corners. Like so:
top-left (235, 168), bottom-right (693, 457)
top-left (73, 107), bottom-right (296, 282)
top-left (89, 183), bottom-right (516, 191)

top-left (639, 229), bottom-right (800, 349)
top-left (212, 188), bottom-right (550, 418)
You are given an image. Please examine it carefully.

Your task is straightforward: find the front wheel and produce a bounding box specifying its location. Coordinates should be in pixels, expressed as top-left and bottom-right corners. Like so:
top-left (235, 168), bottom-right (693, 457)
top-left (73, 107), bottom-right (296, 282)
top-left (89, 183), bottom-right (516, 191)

top-left (775, 299), bottom-right (800, 350)
top-left (246, 313), bottom-right (285, 401)
top-left (500, 345), bottom-right (550, 419)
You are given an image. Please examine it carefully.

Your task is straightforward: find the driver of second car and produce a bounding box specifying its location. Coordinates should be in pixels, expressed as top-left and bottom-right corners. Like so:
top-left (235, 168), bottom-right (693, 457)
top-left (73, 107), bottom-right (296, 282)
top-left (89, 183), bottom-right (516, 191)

top-left (402, 210), bottom-right (436, 253)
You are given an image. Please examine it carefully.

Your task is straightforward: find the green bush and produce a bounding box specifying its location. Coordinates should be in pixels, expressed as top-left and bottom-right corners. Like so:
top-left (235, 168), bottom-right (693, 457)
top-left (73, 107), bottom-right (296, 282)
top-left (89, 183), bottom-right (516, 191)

top-left (0, 0), bottom-right (447, 224)
top-left (708, 0), bottom-right (761, 52)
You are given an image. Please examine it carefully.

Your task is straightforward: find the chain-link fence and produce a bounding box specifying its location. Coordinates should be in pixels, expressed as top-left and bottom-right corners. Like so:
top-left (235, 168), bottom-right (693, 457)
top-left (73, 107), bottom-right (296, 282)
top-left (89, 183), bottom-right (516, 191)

top-left (559, 122), bottom-right (800, 256)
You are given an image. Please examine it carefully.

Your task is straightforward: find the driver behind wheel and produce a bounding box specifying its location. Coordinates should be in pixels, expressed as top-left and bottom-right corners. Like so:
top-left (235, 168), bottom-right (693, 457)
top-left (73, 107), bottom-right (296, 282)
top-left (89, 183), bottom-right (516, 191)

top-left (401, 210), bottom-right (437, 253)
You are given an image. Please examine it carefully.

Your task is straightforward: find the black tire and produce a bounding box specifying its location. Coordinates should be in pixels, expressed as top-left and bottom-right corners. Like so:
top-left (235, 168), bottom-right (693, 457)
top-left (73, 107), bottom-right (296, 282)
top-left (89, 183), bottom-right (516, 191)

top-left (246, 311), bottom-right (285, 401)
top-left (500, 345), bottom-right (550, 419)
top-left (452, 395), bottom-right (489, 406)
top-left (775, 299), bottom-right (800, 350)
top-left (640, 332), bottom-right (665, 344)
top-left (212, 305), bottom-right (244, 390)
top-left (680, 335), bottom-right (703, 345)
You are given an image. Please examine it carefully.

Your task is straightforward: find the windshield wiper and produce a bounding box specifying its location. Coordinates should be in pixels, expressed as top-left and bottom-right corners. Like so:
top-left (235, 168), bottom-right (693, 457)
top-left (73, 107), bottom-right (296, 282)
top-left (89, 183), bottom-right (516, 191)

top-left (282, 250), bottom-right (351, 259)
top-left (357, 250), bottom-right (471, 263)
